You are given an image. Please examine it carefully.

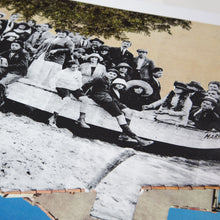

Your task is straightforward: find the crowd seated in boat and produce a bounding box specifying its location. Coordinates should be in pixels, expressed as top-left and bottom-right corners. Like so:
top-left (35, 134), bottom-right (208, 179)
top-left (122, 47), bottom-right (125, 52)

top-left (142, 81), bottom-right (193, 126)
top-left (0, 12), bottom-right (219, 133)
top-left (82, 68), bottom-right (153, 145)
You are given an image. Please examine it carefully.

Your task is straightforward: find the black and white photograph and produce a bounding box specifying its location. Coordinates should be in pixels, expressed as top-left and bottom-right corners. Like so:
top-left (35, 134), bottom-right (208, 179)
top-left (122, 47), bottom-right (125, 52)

top-left (0, 0), bottom-right (219, 219)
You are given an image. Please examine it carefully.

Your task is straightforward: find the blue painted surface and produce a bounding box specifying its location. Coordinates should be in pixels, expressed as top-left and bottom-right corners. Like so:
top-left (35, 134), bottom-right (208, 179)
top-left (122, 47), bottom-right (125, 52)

top-left (167, 207), bottom-right (220, 220)
top-left (0, 196), bottom-right (50, 220)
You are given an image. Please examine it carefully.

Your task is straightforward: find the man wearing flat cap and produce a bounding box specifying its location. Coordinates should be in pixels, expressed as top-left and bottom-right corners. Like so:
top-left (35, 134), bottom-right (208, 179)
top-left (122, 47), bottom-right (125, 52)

top-left (109, 40), bottom-right (134, 67)
top-left (190, 96), bottom-right (220, 131)
top-left (133, 49), bottom-right (155, 81)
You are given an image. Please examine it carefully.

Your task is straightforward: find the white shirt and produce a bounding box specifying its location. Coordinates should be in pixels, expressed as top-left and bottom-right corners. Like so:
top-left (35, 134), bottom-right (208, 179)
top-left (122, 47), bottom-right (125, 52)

top-left (136, 57), bottom-right (145, 69)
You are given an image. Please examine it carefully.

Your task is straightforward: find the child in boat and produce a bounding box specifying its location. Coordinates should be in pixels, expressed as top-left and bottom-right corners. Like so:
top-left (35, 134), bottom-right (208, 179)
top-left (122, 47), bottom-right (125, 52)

top-left (82, 69), bottom-right (153, 146)
top-left (143, 81), bottom-right (192, 126)
top-left (48, 60), bottom-right (90, 128)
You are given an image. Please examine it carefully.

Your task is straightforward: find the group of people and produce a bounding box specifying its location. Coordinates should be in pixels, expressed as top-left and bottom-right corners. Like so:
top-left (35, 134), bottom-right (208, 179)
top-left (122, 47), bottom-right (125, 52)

top-left (0, 12), bottom-right (219, 145)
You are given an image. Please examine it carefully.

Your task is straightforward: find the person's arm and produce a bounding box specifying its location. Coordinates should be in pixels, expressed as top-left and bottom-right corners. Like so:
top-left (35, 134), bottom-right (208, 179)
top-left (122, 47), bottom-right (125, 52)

top-left (142, 96), bottom-right (167, 110)
top-left (50, 39), bottom-right (75, 54)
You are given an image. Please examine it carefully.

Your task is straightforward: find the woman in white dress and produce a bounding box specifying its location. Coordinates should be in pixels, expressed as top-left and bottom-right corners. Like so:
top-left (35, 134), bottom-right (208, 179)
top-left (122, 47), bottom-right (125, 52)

top-left (27, 29), bottom-right (74, 88)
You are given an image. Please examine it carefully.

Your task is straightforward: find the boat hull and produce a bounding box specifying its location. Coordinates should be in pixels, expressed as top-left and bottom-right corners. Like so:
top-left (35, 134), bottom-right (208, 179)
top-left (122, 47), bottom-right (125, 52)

top-left (5, 79), bottom-right (220, 151)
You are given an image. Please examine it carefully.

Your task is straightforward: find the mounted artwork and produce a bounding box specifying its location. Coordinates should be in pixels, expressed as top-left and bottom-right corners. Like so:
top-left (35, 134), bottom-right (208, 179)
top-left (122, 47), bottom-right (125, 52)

top-left (0, 1), bottom-right (219, 219)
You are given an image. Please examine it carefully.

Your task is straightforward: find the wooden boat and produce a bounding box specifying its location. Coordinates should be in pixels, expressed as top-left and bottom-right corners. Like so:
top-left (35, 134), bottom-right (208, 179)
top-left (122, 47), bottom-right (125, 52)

top-left (4, 78), bottom-right (220, 160)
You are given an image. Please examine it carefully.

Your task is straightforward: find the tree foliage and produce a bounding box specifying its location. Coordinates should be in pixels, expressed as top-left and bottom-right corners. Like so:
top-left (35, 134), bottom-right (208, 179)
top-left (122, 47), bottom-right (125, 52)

top-left (0, 0), bottom-right (191, 39)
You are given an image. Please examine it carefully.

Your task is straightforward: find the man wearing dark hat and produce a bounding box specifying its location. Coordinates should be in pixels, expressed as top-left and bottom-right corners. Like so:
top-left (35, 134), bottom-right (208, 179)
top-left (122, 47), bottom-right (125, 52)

top-left (133, 49), bottom-right (155, 81)
top-left (0, 40), bottom-right (28, 105)
top-left (85, 38), bottom-right (104, 55)
top-left (147, 67), bottom-right (163, 103)
top-left (109, 41), bottom-right (134, 67)
top-left (187, 81), bottom-right (206, 112)
top-left (190, 96), bottom-right (220, 131)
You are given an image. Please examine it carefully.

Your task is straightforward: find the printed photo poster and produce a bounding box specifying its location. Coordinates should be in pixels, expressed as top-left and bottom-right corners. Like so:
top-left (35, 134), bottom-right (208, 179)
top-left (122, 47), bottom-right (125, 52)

top-left (0, 1), bottom-right (219, 220)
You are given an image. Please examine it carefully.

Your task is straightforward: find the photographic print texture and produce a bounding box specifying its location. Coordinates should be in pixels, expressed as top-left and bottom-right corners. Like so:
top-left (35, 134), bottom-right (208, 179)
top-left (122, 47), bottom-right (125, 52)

top-left (0, 1), bottom-right (219, 219)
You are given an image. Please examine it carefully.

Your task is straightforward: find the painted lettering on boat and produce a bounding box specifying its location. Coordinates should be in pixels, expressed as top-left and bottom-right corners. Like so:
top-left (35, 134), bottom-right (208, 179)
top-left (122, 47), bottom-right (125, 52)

top-left (203, 132), bottom-right (220, 139)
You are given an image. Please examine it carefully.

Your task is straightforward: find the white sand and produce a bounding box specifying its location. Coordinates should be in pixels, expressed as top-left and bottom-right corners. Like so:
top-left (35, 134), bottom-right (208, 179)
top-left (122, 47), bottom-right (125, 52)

top-left (0, 112), bottom-right (220, 220)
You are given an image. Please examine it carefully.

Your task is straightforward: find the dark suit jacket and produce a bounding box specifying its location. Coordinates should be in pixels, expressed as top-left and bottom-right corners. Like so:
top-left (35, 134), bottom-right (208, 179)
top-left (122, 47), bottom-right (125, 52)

top-left (0, 49), bottom-right (28, 76)
top-left (109, 47), bottom-right (134, 66)
top-left (147, 77), bottom-right (161, 103)
top-left (133, 56), bottom-right (155, 80)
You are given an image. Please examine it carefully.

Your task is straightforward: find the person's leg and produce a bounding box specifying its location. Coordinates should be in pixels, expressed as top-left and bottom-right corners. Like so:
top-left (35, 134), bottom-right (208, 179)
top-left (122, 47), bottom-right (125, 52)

top-left (0, 83), bottom-right (6, 107)
top-left (116, 114), bottom-right (153, 146)
top-left (78, 95), bottom-right (90, 128)
top-left (48, 88), bottom-right (69, 127)
top-left (118, 108), bottom-right (134, 140)
top-left (94, 98), bottom-right (154, 146)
